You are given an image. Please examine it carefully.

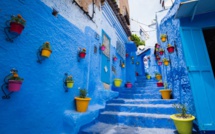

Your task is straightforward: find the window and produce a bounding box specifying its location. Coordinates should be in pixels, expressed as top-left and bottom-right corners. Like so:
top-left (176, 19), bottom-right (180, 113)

top-left (116, 40), bottom-right (125, 60)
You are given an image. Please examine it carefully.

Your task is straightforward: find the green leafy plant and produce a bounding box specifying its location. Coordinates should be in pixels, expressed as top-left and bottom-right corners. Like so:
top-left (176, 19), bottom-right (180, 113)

top-left (145, 72), bottom-right (149, 76)
top-left (163, 58), bottom-right (169, 62)
top-left (164, 82), bottom-right (168, 89)
top-left (173, 104), bottom-right (192, 118)
top-left (160, 34), bottom-right (167, 39)
top-left (159, 48), bottom-right (164, 52)
top-left (66, 75), bottom-right (74, 83)
top-left (42, 42), bottom-right (52, 51)
top-left (8, 73), bottom-right (24, 81)
top-left (10, 14), bottom-right (26, 26)
top-left (130, 34), bottom-right (145, 47)
top-left (79, 89), bottom-right (87, 98)
top-left (154, 72), bottom-right (160, 76)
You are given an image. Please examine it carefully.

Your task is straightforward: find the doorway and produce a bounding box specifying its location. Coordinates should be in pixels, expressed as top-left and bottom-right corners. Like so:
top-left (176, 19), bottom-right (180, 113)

top-left (203, 28), bottom-right (215, 77)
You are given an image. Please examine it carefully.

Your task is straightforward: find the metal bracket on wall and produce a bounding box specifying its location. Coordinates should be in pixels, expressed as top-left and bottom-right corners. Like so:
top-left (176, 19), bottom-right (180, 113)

top-left (37, 46), bottom-right (46, 63)
top-left (4, 21), bottom-right (20, 42)
top-left (63, 73), bottom-right (69, 92)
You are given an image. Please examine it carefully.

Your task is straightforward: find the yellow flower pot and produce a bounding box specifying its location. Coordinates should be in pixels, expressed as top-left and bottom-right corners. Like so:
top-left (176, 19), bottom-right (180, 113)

top-left (159, 89), bottom-right (171, 99)
top-left (146, 75), bottom-right (151, 80)
top-left (66, 82), bottom-right (74, 88)
top-left (114, 79), bottom-right (122, 87)
top-left (75, 97), bottom-right (91, 112)
top-left (161, 37), bottom-right (167, 42)
top-left (156, 75), bottom-right (162, 80)
top-left (41, 49), bottom-right (52, 57)
top-left (164, 61), bottom-right (169, 66)
top-left (170, 114), bottom-right (195, 134)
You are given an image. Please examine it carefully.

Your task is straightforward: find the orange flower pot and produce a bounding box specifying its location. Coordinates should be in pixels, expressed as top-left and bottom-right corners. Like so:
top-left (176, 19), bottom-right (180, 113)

top-left (41, 49), bottom-right (52, 57)
top-left (159, 89), bottom-right (171, 99)
top-left (75, 97), bottom-right (91, 112)
top-left (156, 75), bottom-right (162, 80)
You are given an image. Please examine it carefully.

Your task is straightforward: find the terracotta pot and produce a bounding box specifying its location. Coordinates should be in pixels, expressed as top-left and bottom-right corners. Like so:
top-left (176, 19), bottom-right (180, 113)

top-left (79, 52), bottom-right (86, 58)
top-left (10, 22), bottom-right (24, 34)
top-left (167, 46), bottom-right (175, 53)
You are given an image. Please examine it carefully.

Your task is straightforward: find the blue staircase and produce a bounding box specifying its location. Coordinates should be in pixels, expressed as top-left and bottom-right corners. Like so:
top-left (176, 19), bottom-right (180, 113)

top-left (79, 77), bottom-right (178, 134)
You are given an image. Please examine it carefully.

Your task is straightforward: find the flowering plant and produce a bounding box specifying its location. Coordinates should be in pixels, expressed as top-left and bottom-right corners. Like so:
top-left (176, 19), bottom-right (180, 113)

top-left (10, 14), bottom-right (26, 26)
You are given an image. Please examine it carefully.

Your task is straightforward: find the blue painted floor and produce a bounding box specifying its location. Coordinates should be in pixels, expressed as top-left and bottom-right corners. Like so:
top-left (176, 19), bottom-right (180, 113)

top-left (78, 76), bottom-right (192, 134)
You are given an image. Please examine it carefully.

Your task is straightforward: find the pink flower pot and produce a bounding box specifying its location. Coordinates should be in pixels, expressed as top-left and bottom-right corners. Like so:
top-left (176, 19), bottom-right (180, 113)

top-left (157, 82), bottom-right (164, 87)
top-left (158, 61), bottom-right (162, 65)
top-left (100, 45), bottom-right (106, 51)
top-left (8, 80), bottom-right (23, 92)
top-left (159, 51), bottom-right (164, 55)
top-left (126, 83), bottom-right (132, 88)
top-left (167, 46), bottom-right (175, 53)
top-left (113, 57), bottom-right (117, 61)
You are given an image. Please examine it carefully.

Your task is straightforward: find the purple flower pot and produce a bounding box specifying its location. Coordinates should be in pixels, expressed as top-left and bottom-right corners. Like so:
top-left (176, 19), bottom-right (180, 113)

top-left (126, 83), bottom-right (132, 88)
top-left (8, 80), bottom-right (23, 92)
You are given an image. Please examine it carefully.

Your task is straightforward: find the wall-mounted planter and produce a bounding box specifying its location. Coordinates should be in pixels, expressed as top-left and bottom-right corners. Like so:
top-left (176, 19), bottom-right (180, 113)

top-left (156, 55), bottom-right (161, 61)
top-left (160, 34), bottom-right (167, 42)
top-left (10, 22), bottom-right (24, 35)
top-left (159, 89), bottom-right (171, 99)
top-left (155, 74), bottom-right (162, 80)
top-left (167, 45), bottom-right (175, 53)
top-left (114, 79), bottom-right (122, 87)
top-left (1, 69), bottom-right (24, 99)
top-left (158, 61), bottom-right (162, 66)
top-left (126, 82), bottom-right (132, 88)
top-left (37, 42), bottom-right (52, 63)
top-left (157, 82), bottom-right (164, 87)
top-left (113, 56), bottom-right (117, 61)
top-left (126, 53), bottom-right (129, 57)
top-left (100, 44), bottom-right (106, 51)
top-left (8, 80), bottom-right (23, 92)
top-left (146, 75), bottom-right (151, 80)
top-left (159, 49), bottom-right (164, 55)
top-left (163, 59), bottom-right (169, 66)
top-left (79, 48), bottom-right (86, 59)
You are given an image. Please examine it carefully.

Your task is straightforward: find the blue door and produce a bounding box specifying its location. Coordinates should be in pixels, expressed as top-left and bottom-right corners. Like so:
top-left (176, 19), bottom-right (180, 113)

top-left (101, 31), bottom-right (110, 84)
top-left (180, 27), bottom-right (215, 130)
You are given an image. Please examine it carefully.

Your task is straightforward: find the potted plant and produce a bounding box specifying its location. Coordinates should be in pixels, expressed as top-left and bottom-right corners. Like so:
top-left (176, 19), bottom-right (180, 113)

top-left (10, 14), bottom-right (26, 34)
top-left (159, 48), bottom-right (164, 55)
top-left (126, 82), bottom-right (132, 88)
top-left (160, 34), bottom-right (167, 42)
top-left (158, 60), bottom-right (162, 66)
top-left (113, 56), bottom-right (117, 61)
top-left (136, 62), bottom-right (139, 65)
top-left (170, 104), bottom-right (195, 134)
top-left (126, 53), bottom-right (129, 57)
top-left (163, 58), bottom-right (169, 66)
top-left (79, 48), bottom-right (86, 58)
top-left (167, 44), bottom-right (175, 53)
top-left (8, 72), bottom-right (24, 92)
top-left (100, 44), bottom-right (106, 51)
top-left (75, 89), bottom-right (91, 112)
top-left (155, 72), bottom-right (162, 80)
top-left (114, 78), bottom-right (122, 87)
top-left (157, 80), bottom-right (164, 87)
top-left (159, 82), bottom-right (171, 99)
top-left (145, 73), bottom-right (151, 80)
top-left (41, 42), bottom-right (52, 58)
top-left (66, 75), bottom-right (74, 88)
top-left (156, 55), bottom-right (161, 61)
top-left (121, 63), bottom-right (125, 68)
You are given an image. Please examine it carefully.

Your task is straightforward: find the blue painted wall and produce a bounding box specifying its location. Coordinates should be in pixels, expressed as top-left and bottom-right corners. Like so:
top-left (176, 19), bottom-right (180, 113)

top-left (0, 0), bottom-right (128, 133)
top-left (157, 0), bottom-right (195, 115)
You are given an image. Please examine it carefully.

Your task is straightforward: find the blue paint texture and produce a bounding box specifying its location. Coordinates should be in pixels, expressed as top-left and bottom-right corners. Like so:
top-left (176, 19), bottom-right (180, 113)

top-left (0, 1), bottom-right (126, 133)
top-left (157, 0), bottom-right (195, 122)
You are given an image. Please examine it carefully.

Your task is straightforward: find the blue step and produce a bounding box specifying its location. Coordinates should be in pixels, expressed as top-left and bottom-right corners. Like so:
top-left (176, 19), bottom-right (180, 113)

top-left (118, 93), bottom-right (161, 99)
top-left (98, 111), bottom-right (175, 129)
top-left (79, 122), bottom-right (176, 134)
top-left (108, 99), bottom-right (178, 104)
top-left (105, 103), bottom-right (176, 114)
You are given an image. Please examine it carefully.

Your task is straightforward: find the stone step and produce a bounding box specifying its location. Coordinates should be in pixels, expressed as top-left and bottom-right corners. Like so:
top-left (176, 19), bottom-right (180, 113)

top-left (118, 93), bottom-right (161, 99)
top-left (121, 88), bottom-right (163, 94)
top-left (79, 122), bottom-right (176, 134)
top-left (108, 98), bottom-right (178, 104)
top-left (98, 111), bottom-right (175, 129)
top-left (105, 103), bottom-right (176, 114)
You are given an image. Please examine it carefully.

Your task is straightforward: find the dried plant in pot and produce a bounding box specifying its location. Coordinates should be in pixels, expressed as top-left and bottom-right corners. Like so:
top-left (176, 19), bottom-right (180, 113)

top-left (75, 89), bottom-right (91, 112)
top-left (170, 104), bottom-right (195, 134)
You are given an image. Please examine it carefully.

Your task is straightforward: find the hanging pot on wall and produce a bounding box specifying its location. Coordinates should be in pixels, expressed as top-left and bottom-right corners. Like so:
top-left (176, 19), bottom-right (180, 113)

top-left (167, 44), bottom-right (175, 53)
top-left (126, 82), bottom-right (132, 88)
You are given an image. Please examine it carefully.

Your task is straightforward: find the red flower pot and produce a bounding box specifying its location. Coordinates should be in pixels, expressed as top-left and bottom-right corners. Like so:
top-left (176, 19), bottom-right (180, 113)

top-left (10, 22), bottom-right (24, 34)
top-left (157, 82), bottom-right (164, 87)
top-left (8, 80), bottom-right (23, 92)
top-left (79, 52), bottom-right (86, 58)
top-left (126, 83), bottom-right (132, 88)
top-left (100, 45), bottom-right (106, 51)
top-left (113, 57), bottom-right (117, 61)
top-left (156, 57), bottom-right (161, 61)
top-left (126, 53), bottom-right (129, 57)
top-left (167, 46), bottom-right (175, 53)
top-left (159, 51), bottom-right (164, 55)
top-left (136, 72), bottom-right (139, 76)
